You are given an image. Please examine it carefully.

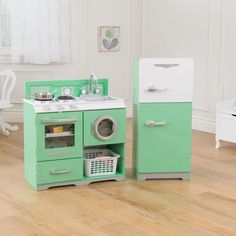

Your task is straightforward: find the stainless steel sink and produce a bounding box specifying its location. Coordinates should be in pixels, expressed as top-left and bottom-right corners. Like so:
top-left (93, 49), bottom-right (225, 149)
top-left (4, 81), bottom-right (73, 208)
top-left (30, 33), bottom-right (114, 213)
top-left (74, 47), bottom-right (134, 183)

top-left (82, 95), bottom-right (118, 102)
top-left (79, 95), bottom-right (125, 109)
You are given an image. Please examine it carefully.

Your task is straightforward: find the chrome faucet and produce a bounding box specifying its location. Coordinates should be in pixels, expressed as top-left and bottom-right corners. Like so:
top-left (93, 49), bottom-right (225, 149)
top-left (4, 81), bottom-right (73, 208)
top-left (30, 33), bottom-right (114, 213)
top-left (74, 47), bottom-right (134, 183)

top-left (89, 73), bottom-right (100, 95)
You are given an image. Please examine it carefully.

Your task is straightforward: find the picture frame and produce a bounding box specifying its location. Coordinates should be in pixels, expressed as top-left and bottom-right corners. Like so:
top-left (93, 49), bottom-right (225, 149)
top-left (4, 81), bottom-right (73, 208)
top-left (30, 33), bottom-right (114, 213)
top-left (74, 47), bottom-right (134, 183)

top-left (98, 26), bottom-right (120, 52)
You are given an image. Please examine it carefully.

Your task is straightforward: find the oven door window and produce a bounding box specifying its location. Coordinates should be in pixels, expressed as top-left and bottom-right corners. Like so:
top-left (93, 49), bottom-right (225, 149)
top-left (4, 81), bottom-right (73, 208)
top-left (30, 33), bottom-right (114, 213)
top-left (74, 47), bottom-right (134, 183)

top-left (45, 124), bottom-right (75, 149)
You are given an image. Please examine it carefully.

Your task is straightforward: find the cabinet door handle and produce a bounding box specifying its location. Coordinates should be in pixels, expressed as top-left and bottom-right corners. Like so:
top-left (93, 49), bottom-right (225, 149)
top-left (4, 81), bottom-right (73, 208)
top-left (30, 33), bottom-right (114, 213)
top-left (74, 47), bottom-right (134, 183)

top-left (48, 151), bottom-right (75, 157)
top-left (145, 120), bottom-right (167, 127)
top-left (49, 169), bottom-right (71, 175)
top-left (154, 63), bottom-right (179, 68)
top-left (147, 86), bottom-right (167, 93)
top-left (41, 118), bottom-right (79, 124)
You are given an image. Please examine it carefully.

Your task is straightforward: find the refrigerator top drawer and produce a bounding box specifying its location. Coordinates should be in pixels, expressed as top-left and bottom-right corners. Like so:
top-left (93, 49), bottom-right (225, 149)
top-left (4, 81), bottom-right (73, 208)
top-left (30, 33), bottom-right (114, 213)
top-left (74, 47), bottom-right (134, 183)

top-left (139, 58), bottom-right (193, 103)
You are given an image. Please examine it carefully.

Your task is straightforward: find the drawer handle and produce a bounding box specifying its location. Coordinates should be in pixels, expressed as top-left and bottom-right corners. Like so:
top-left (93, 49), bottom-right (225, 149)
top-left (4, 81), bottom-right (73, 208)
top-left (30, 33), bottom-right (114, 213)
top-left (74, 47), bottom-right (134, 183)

top-left (154, 63), bottom-right (179, 68)
top-left (147, 86), bottom-right (167, 93)
top-left (48, 151), bottom-right (75, 157)
top-left (41, 118), bottom-right (79, 124)
top-left (145, 120), bottom-right (167, 127)
top-left (50, 169), bottom-right (71, 175)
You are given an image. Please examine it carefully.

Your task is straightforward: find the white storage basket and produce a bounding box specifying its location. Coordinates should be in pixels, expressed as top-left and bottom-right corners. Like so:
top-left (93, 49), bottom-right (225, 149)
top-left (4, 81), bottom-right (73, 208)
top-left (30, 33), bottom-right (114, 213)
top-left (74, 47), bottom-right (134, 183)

top-left (84, 149), bottom-right (120, 177)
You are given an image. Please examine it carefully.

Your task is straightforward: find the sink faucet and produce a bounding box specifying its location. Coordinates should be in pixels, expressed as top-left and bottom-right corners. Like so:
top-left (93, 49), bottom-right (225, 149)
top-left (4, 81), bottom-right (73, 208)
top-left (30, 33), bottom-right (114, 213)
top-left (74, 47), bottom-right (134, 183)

top-left (89, 73), bottom-right (100, 95)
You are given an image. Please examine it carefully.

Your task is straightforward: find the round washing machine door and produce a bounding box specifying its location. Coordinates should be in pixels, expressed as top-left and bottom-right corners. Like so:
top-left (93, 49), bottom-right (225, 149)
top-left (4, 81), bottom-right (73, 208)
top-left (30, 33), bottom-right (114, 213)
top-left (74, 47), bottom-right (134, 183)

top-left (93, 116), bottom-right (117, 141)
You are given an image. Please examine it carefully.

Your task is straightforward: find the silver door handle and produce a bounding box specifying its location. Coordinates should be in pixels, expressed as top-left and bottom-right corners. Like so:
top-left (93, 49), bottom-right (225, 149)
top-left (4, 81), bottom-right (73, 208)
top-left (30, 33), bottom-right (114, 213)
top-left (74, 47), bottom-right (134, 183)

top-left (145, 120), bottom-right (167, 127)
top-left (147, 86), bottom-right (167, 93)
top-left (154, 63), bottom-right (179, 68)
top-left (41, 118), bottom-right (79, 124)
top-left (48, 151), bottom-right (75, 157)
top-left (49, 169), bottom-right (71, 175)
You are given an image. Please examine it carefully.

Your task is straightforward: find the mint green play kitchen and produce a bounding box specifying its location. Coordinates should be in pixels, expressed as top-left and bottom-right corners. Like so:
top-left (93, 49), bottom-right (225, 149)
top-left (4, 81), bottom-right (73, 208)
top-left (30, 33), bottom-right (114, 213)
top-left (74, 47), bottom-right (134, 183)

top-left (24, 76), bottom-right (126, 190)
top-left (133, 58), bottom-right (193, 181)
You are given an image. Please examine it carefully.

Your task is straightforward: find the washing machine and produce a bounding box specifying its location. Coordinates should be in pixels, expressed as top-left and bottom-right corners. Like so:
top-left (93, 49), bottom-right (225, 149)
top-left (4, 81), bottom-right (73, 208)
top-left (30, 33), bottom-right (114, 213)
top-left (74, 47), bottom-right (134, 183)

top-left (83, 109), bottom-right (126, 146)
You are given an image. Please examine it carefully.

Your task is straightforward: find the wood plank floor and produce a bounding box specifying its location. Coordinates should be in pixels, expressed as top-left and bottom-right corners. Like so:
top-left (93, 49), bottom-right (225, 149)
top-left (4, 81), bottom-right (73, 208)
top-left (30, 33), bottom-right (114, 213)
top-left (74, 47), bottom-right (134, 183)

top-left (0, 119), bottom-right (236, 235)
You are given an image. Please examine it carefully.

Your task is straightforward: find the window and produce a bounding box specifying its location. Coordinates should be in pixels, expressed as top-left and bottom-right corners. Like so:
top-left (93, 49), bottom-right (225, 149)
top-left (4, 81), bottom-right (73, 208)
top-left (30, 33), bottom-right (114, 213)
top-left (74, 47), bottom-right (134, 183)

top-left (0, 0), bottom-right (11, 56)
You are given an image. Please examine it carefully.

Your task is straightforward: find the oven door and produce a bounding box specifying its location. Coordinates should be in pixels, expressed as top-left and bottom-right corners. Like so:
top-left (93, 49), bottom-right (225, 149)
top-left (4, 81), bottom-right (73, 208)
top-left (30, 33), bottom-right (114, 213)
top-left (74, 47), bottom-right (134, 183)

top-left (35, 112), bottom-right (82, 161)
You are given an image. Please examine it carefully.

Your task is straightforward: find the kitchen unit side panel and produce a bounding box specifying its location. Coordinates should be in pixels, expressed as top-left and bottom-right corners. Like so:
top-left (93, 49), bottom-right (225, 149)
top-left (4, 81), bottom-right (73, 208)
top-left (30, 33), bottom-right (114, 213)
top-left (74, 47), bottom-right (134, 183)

top-left (24, 103), bottom-right (37, 188)
top-left (108, 144), bottom-right (126, 175)
top-left (137, 103), bottom-right (192, 173)
top-left (132, 59), bottom-right (140, 174)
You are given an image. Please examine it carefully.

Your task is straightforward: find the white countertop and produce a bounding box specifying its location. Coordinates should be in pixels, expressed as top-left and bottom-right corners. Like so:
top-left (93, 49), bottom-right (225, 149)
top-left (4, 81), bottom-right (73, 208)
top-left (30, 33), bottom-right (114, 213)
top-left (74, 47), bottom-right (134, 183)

top-left (23, 96), bottom-right (126, 113)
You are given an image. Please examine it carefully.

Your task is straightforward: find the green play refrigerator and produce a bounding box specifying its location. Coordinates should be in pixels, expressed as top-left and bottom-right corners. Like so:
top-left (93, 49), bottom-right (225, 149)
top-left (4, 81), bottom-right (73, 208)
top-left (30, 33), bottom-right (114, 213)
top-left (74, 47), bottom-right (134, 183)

top-left (133, 58), bottom-right (193, 181)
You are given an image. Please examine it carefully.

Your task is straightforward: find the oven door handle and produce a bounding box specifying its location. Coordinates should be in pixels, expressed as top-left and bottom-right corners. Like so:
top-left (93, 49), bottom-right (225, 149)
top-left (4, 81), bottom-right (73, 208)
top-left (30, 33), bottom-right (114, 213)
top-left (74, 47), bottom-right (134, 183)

top-left (41, 118), bottom-right (79, 124)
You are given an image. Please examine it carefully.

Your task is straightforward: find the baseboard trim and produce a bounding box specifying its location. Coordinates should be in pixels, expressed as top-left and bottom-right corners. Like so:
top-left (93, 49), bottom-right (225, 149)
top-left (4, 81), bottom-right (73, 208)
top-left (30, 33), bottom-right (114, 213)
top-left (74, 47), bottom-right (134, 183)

top-left (1, 109), bottom-right (23, 123)
top-left (192, 115), bottom-right (215, 134)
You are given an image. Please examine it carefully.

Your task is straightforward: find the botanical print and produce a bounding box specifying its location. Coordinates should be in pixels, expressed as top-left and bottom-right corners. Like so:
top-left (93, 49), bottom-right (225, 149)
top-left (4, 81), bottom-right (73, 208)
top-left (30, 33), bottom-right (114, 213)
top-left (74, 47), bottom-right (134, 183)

top-left (98, 26), bottom-right (120, 52)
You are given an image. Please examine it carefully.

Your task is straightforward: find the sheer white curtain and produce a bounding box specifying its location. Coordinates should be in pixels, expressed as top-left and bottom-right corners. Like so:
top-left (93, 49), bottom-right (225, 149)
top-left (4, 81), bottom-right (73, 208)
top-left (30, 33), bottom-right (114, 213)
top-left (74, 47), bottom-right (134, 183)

top-left (10, 0), bottom-right (71, 64)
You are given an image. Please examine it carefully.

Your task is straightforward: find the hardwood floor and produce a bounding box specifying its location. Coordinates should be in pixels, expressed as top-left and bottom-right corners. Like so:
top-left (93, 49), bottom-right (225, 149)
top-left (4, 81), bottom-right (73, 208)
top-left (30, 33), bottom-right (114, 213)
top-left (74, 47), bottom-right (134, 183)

top-left (1, 119), bottom-right (236, 235)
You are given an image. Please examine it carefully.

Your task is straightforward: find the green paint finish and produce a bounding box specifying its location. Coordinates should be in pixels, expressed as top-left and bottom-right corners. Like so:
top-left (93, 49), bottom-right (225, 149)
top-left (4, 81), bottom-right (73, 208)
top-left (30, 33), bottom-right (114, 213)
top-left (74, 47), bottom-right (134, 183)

top-left (35, 112), bottom-right (83, 161)
top-left (37, 158), bottom-right (83, 185)
top-left (24, 102), bottom-right (37, 189)
top-left (83, 109), bottom-right (126, 146)
top-left (105, 28), bottom-right (114, 38)
top-left (25, 79), bottom-right (108, 99)
top-left (135, 103), bottom-right (192, 173)
top-left (108, 143), bottom-right (126, 176)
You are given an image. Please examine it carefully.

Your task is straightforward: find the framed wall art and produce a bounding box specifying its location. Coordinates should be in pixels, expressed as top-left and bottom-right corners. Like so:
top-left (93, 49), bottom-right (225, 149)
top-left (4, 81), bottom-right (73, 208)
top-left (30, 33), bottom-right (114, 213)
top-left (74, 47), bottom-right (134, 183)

top-left (98, 26), bottom-right (120, 52)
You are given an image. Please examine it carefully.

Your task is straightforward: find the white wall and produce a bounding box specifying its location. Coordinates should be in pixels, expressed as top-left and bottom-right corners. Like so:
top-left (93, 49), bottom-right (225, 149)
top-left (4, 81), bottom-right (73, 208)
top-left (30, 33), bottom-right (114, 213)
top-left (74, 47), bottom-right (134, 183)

top-left (2, 0), bottom-right (236, 134)
top-left (0, 0), bottom-right (133, 122)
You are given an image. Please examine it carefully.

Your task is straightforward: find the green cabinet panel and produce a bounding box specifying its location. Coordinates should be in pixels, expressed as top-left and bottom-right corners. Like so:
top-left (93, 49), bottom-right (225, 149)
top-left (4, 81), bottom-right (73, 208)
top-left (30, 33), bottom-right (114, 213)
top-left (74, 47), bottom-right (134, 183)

top-left (37, 158), bottom-right (83, 185)
top-left (137, 103), bottom-right (192, 173)
top-left (35, 112), bottom-right (83, 161)
top-left (83, 109), bottom-right (126, 146)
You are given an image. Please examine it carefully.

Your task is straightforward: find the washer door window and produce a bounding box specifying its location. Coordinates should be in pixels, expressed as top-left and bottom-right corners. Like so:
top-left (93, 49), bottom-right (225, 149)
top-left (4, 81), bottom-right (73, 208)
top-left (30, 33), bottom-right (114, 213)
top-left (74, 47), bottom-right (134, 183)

top-left (93, 116), bottom-right (117, 141)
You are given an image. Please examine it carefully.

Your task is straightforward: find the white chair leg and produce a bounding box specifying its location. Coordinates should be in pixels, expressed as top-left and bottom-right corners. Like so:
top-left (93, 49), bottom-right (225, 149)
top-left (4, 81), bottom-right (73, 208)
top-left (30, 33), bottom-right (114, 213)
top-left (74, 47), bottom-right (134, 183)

top-left (1, 121), bottom-right (18, 131)
top-left (0, 114), bottom-right (18, 136)
top-left (0, 122), bottom-right (10, 136)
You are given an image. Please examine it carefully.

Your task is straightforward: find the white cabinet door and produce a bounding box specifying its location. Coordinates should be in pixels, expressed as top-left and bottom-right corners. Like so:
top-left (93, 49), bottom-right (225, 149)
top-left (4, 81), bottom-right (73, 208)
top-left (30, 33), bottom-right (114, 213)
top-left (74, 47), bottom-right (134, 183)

top-left (139, 58), bottom-right (193, 103)
top-left (217, 113), bottom-right (236, 143)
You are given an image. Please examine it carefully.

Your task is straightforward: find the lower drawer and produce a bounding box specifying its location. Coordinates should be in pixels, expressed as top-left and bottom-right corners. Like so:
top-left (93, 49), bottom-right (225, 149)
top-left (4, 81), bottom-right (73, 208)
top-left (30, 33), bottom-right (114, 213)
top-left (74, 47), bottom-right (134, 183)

top-left (36, 158), bottom-right (83, 185)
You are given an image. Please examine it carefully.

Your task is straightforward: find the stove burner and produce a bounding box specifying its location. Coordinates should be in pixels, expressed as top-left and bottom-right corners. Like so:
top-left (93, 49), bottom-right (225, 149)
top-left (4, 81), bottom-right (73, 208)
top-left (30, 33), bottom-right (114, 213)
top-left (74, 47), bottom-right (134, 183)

top-left (57, 96), bottom-right (75, 102)
top-left (35, 98), bottom-right (53, 101)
